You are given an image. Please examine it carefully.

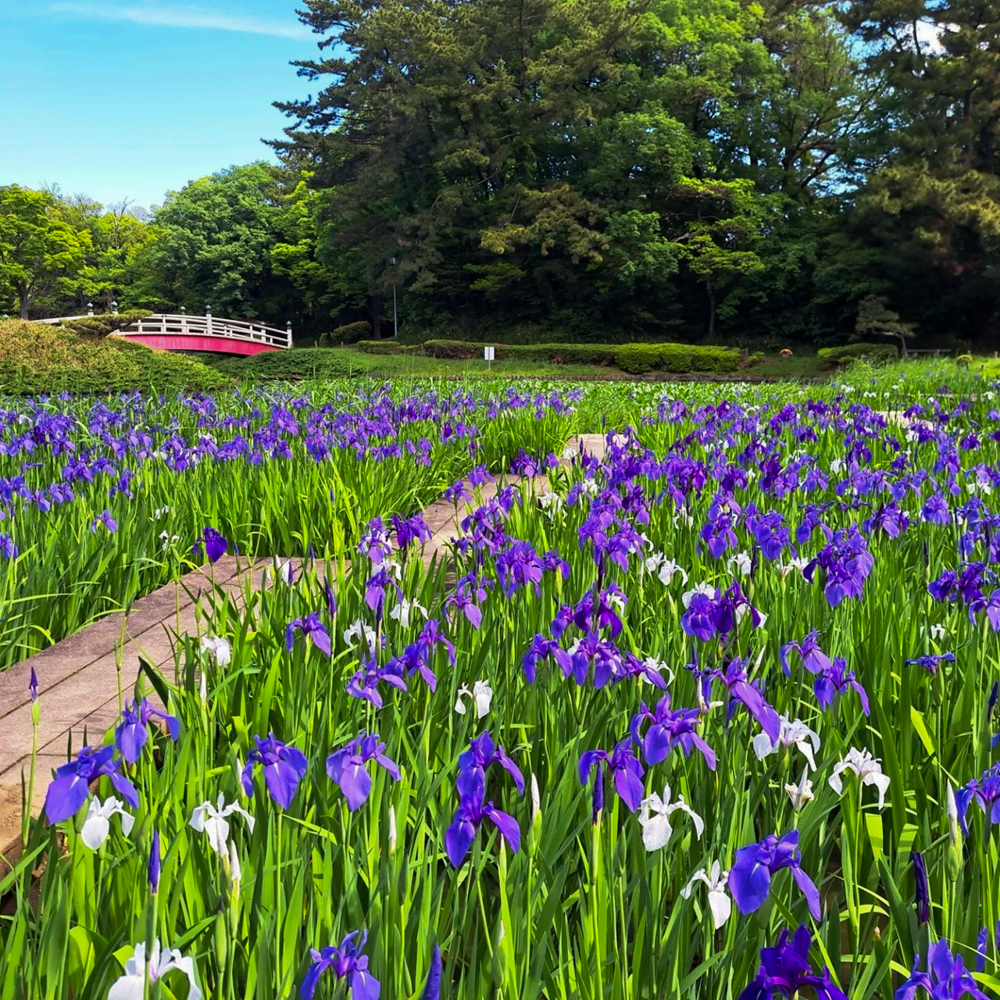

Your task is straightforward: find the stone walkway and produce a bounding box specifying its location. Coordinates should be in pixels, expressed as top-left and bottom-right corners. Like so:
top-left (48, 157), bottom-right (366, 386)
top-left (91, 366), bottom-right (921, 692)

top-left (0, 434), bottom-right (609, 862)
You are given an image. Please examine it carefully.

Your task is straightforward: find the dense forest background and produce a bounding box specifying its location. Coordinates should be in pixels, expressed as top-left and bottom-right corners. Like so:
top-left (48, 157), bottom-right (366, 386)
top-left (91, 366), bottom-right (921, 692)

top-left (3, 0), bottom-right (1000, 349)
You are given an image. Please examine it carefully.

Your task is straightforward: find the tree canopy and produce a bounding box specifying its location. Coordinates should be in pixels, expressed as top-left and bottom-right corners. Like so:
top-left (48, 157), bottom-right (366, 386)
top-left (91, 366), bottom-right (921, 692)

top-left (7, 0), bottom-right (1000, 347)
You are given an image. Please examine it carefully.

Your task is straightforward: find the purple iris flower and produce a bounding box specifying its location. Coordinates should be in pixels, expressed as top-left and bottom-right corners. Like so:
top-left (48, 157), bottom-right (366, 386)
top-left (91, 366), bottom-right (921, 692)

top-left (702, 659), bottom-right (781, 743)
top-left (906, 652), bottom-right (955, 676)
top-left (364, 566), bottom-right (401, 612)
top-left (729, 830), bottom-right (822, 921)
top-left (803, 526), bottom-right (873, 607)
top-left (814, 657), bottom-right (870, 716)
top-left (0, 533), bottom-right (18, 559)
top-left (863, 502), bottom-right (909, 538)
top-left (323, 578), bottom-right (337, 617)
top-left (781, 630), bottom-right (834, 677)
top-left (896, 940), bottom-right (988, 999)
top-left (445, 787), bottom-right (520, 867)
top-left (391, 512), bottom-right (431, 554)
top-left (29, 667), bottom-right (37, 703)
top-left (90, 509), bottom-right (118, 533)
top-left (975, 920), bottom-right (999, 973)
top-left (115, 697), bottom-right (181, 764)
top-left (359, 518), bottom-right (393, 565)
top-left (346, 657), bottom-right (407, 709)
top-left (301, 931), bottom-right (380, 1000)
top-left (746, 509), bottom-right (791, 561)
top-left (681, 592), bottom-right (719, 642)
top-left (630, 694), bottom-right (716, 770)
top-left (43, 745), bottom-right (138, 823)
top-left (457, 731), bottom-right (524, 799)
top-left (700, 507), bottom-right (739, 558)
top-left (954, 764), bottom-right (1000, 833)
top-left (572, 586), bottom-right (625, 638)
top-left (495, 541), bottom-right (545, 597)
top-left (922, 493), bottom-right (951, 525)
top-left (326, 733), bottom-right (401, 811)
top-left (578, 738), bottom-right (645, 813)
top-left (149, 828), bottom-right (161, 894)
top-left (421, 944), bottom-right (442, 1000)
top-left (241, 733), bottom-right (309, 809)
top-left (969, 589), bottom-right (1000, 632)
top-left (682, 582), bottom-right (762, 643)
top-left (194, 526), bottom-right (228, 564)
top-left (738, 925), bottom-right (847, 1000)
top-left (523, 634), bottom-right (573, 683)
top-left (286, 613), bottom-right (332, 657)
top-left (911, 850), bottom-right (930, 925)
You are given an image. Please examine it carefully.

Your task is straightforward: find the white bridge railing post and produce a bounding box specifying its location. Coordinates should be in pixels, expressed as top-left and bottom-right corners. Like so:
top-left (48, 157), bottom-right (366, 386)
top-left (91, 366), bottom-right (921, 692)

top-left (286, 321), bottom-right (292, 348)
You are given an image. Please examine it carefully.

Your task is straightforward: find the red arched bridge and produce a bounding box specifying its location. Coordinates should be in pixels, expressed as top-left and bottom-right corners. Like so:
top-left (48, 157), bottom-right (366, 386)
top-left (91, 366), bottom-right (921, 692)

top-left (38, 313), bottom-right (291, 355)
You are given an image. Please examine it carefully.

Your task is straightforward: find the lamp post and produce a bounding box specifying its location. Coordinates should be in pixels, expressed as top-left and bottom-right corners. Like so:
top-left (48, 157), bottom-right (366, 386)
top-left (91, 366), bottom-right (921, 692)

top-left (86, 302), bottom-right (94, 316)
top-left (389, 257), bottom-right (398, 339)
top-left (111, 300), bottom-right (119, 315)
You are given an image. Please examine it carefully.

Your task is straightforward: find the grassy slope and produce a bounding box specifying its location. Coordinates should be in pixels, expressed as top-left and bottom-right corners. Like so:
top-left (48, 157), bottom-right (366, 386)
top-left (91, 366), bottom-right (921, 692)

top-left (0, 320), bottom-right (231, 394)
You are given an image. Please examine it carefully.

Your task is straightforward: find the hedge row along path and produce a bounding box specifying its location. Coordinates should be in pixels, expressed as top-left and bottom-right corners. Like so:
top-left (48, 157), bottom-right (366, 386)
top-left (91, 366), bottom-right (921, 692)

top-left (0, 434), bottom-right (609, 871)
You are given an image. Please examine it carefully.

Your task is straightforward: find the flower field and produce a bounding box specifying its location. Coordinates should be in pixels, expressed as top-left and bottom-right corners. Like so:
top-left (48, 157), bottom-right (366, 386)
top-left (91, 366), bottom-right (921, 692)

top-left (3, 366), bottom-right (1000, 999)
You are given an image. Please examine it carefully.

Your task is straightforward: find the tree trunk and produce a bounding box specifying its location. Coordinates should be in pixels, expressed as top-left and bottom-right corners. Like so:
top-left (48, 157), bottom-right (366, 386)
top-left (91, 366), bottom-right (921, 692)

top-left (705, 280), bottom-right (716, 340)
top-left (369, 293), bottom-right (382, 339)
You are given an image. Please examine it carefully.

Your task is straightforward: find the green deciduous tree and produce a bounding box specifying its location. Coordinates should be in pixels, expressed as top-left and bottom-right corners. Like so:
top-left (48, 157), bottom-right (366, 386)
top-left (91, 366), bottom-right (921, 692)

top-left (0, 186), bottom-right (91, 318)
top-left (131, 164), bottom-right (295, 321)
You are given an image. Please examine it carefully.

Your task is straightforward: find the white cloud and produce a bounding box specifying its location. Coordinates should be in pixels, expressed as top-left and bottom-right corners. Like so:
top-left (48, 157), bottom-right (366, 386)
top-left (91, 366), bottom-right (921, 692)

top-left (48, 3), bottom-right (314, 40)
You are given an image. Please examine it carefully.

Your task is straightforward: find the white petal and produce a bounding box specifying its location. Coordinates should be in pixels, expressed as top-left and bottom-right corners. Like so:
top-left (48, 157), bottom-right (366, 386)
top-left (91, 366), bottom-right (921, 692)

top-left (669, 799), bottom-right (704, 839)
top-left (708, 888), bottom-right (732, 929)
top-left (827, 764), bottom-right (846, 796)
top-left (751, 732), bottom-right (775, 761)
top-left (80, 810), bottom-right (110, 851)
top-left (107, 974), bottom-right (145, 1000)
top-left (640, 812), bottom-right (673, 852)
top-left (796, 739), bottom-right (817, 772)
top-left (189, 804), bottom-right (208, 834)
top-left (472, 681), bottom-right (493, 718)
top-left (680, 868), bottom-right (708, 898)
top-left (868, 772), bottom-right (891, 810)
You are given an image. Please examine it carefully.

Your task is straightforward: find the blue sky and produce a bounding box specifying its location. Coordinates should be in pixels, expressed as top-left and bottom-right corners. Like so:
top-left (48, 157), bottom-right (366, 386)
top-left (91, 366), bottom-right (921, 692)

top-left (0, 1), bottom-right (318, 209)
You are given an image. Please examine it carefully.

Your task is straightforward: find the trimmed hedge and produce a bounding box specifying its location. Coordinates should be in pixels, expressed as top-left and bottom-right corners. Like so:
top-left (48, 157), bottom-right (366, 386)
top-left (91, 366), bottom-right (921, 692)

top-left (615, 343), bottom-right (741, 375)
top-left (0, 320), bottom-right (229, 394)
top-left (817, 343), bottom-right (898, 367)
top-left (356, 341), bottom-right (422, 356)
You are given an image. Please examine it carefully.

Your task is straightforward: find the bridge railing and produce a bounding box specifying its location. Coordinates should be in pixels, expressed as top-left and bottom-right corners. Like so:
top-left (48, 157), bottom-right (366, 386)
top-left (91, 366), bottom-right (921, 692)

top-left (33, 312), bottom-right (292, 349)
top-left (120, 314), bottom-right (291, 349)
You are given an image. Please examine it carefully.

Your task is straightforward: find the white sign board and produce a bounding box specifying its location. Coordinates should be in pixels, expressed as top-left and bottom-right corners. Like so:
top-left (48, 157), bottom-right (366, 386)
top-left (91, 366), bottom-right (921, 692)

top-left (484, 346), bottom-right (495, 362)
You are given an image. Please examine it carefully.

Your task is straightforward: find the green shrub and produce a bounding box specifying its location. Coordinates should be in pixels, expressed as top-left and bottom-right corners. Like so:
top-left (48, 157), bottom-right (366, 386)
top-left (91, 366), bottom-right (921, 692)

top-left (322, 321), bottom-right (372, 345)
top-left (614, 343), bottom-right (740, 375)
top-left (817, 343), bottom-right (898, 368)
top-left (213, 347), bottom-right (379, 381)
top-left (422, 339), bottom-right (481, 360)
top-left (61, 310), bottom-right (153, 338)
top-left (0, 320), bottom-right (229, 394)
top-left (615, 344), bottom-right (664, 374)
top-left (355, 341), bottom-right (422, 356)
